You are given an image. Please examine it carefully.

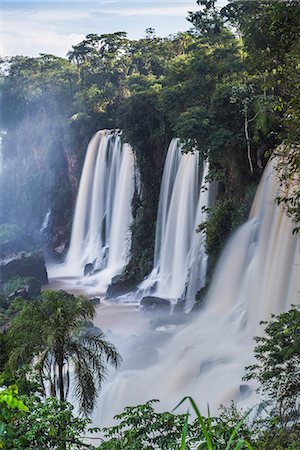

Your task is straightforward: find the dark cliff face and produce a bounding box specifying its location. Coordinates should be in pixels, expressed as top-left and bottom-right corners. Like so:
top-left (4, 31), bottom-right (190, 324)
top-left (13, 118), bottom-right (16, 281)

top-left (1, 120), bottom-right (50, 234)
top-left (1, 123), bottom-right (68, 253)
top-left (65, 152), bottom-right (79, 204)
top-left (0, 251), bottom-right (48, 286)
top-left (119, 95), bottom-right (173, 282)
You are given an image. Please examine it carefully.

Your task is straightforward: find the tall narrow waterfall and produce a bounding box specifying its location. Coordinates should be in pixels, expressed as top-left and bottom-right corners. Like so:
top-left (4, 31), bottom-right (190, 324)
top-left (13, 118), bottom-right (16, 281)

top-left (98, 159), bottom-right (299, 423)
top-left (153, 139), bottom-right (183, 268)
top-left (60, 130), bottom-right (135, 284)
top-left (0, 131), bottom-right (6, 175)
top-left (139, 139), bottom-right (208, 306)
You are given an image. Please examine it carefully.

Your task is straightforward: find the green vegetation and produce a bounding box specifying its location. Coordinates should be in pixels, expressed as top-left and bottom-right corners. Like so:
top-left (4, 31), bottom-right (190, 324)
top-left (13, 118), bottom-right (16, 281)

top-left (3, 275), bottom-right (41, 297)
top-left (0, 292), bottom-right (27, 329)
top-left (5, 290), bottom-right (121, 415)
top-left (98, 399), bottom-right (253, 449)
top-left (0, 388), bottom-right (93, 450)
top-left (0, 225), bottom-right (20, 244)
top-left (1, 0), bottom-right (299, 275)
top-left (0, 290), bottom-right (122, 448)
top-left (273, 144), bottom-right (300, 233)
top-left (1, 306), bottom-right (300, 448)
top-left (98, 307), bottom-right (300, 449)
top-left (245, 306), bottom-right (300, 427)
top-left (0, 385), bottom-right (28, 448)
top-left (0, 1), bottom-right (299, 448)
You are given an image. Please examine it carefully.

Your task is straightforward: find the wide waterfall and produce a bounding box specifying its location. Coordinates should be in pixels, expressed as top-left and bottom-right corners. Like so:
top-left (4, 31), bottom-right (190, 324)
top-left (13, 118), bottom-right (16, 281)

top-left (139, 138), bottom-right (208, 307)
top-left (51, 130), bottom-right (135, 290)
top-left (96, 159), bottom-right (299, 424)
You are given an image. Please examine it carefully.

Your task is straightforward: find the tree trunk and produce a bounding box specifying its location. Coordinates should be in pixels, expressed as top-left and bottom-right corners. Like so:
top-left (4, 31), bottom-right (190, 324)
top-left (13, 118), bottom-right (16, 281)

top-left (244, 110), bottom-right (254, 174)
top-left (58, 360), bottom-right (65, 402)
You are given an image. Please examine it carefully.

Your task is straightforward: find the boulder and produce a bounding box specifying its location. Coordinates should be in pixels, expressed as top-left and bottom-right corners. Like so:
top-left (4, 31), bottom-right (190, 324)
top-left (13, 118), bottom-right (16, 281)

top-left (140, 296), bottom-right (171, 313)
top-left (84, 263), bottom-right (94, 276)
top-left (89, 297), bottom-right (101, 306)
top-left (106, 274), bottom-right (137, 298)
top-left (8, 288), bottom-right (31, 301)
top-left (0, 251), bottom-right (48, 285)
top-left (239, 384), bottom-right (252, 399)
top-left (54, 242), bottom-right (66, 255)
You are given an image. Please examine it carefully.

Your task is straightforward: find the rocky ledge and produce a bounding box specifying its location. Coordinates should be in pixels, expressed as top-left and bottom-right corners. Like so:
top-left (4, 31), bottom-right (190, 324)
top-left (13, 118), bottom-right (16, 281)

top-left (0, 251), bottom-right (48, 285)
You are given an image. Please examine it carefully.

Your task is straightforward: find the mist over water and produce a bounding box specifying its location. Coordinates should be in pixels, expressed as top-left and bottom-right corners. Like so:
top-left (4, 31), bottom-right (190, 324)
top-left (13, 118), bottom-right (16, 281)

top-left (94, 160), bottom-right (299, 426)
top-left (47, 132), bottom-right (299, 426)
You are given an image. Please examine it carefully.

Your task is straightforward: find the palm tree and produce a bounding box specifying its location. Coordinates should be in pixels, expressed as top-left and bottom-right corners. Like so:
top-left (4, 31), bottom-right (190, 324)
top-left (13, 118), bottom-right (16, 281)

top-left (67, 42), bottom-right (91, 80)
top-left (8, 289), bottom-right (121, 415)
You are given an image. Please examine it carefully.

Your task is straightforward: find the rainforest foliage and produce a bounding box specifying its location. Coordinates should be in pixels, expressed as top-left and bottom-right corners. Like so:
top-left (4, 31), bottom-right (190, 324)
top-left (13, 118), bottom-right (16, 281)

top-left (0, 0), bottom-right (299, 279)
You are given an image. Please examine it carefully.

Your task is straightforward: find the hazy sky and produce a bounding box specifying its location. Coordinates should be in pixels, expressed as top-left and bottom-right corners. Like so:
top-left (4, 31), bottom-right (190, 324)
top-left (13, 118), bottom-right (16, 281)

top-left (1, 0), bottom-right (228, 58)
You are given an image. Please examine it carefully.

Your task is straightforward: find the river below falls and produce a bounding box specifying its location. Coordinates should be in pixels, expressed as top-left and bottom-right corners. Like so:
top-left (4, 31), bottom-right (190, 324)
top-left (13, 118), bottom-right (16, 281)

top-left (47, 274), bottom-right (189, 427)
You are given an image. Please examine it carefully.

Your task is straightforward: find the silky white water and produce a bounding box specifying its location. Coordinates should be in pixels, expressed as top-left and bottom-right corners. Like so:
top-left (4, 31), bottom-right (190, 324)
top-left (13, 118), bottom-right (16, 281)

top-left (49, 130), bottom-right (135, 292)
top-left (138, 139), bottom-right (209, 306)
top-left (40, 210), bottom-right (51, 234)
top-left (95, 160), bottom-right (299, 425)
top-left (0, 130), bottom-right (7, 175)
top-left (153, 138), bottom-right (183, 268)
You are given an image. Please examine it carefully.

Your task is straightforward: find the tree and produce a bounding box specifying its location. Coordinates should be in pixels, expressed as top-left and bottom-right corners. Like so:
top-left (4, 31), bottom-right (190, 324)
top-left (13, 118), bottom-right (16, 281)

top-left (273, 144), bottom-right (300, 233)
top-left (99, 400), bottom-right (186, 449)
top-left (7, 290), bottom-right (121, 415)
top-left (245, 306), bottom-right (300, 425)
top-left (98, 399), bottom-right (253, 449)
top-left (221, 0), bottom-right (300, 143)
top-left (0, 387), bottom-right (96, 450)
top-left (0, 385), bottom-right (28, 448)
top-left (188, 0), bottom-right (226, 41)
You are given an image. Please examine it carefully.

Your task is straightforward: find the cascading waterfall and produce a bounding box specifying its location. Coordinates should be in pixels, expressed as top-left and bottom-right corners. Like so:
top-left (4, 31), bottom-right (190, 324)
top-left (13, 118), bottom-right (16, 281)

top-left (53, 130), bottom-right (135, 290)
top-left (153, 138), bottom-right (183, 268)
top-left (107, 143), bottom-right (135, 271)
top-left (0, 131), bottom-right (6, 175)
top-left (139, 138), bottom-right (209, 306)
top-left (40, 210), bottom-right (51, 234)
top-left (96, 159), bottom-right (299, 424)
top-left (184, 162), bottom-right (209, 311)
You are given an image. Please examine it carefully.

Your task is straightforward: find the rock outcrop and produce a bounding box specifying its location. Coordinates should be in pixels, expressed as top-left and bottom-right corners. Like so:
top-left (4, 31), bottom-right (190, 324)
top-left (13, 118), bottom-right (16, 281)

top-left (0, 251), bottom-right (48, 285)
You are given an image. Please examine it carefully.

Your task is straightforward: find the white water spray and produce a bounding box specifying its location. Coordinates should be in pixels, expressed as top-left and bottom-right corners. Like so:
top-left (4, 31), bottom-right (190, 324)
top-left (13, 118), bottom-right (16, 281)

top-left (50, 131), bottom-right (135, 291)
top-left (139, 139), bottom-right (209, 306)
top-left (0, 130), bottom-right (6, 175)
top-left (96, 160), bottom-right (299, 424)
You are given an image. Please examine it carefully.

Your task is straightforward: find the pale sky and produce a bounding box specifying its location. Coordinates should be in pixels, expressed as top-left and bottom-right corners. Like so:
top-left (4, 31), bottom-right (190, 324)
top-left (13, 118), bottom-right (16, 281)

top-left (1, 0), bottom-right (228, 58)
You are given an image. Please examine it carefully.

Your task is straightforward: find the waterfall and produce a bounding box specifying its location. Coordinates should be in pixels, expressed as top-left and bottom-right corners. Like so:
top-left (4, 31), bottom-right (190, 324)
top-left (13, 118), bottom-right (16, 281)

top-left (138, 139), bottom-right (209, 306)
top-left (53, 130), bottom-right (135, 289)
top-left (153, 138), bottom-right (183, 268)
top-left (40, 210), bottom-right (51, 234)
top-left (97, 159), bottom-right (299, 424)
top-left (107, 143), bottom-right (135, 271)
top-left (184, 162), bottom-right (209, 311)
top-left (0, 131), bottom-right (6, 176)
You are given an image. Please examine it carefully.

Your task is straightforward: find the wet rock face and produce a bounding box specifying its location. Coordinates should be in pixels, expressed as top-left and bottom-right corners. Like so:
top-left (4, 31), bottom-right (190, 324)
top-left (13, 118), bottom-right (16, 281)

top-left (106, 274), bottom-right (137, 298)
top-left (8, 288), bottom-right (31, 301)
top-left (140, 296), bottom-right (171, 313)
top-left (0, 251), bottom-right (48, 285)
top-left (89, 297), bottom-right (101, 306)
top-left (84, 263), bottom-right (94, 276)
top-left (0, 226), bottom-right (37, 258)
